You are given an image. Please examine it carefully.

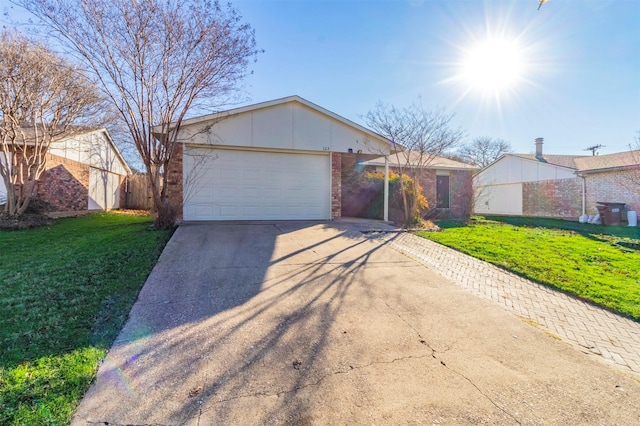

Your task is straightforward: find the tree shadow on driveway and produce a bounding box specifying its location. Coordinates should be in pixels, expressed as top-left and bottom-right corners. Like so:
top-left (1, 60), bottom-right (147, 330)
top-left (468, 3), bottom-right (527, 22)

top-left (73, 220), bottom-right (402, 424)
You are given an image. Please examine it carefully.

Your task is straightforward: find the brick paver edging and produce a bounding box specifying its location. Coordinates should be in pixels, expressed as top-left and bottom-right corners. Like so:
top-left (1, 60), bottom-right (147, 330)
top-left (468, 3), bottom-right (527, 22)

top-left (381, 232), bottom-right (640, 378)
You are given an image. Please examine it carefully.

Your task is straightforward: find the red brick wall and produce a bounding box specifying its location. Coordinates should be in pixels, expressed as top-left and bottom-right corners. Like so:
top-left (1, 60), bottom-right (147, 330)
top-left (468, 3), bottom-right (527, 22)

top-left (585, 169), bottom-right (640, 216)
top-left (417, 171), bottom-right (436, 211)
top-left (331, 152), bottom-right (342, 219)
top-left (166, 143), bottom-right (184, 220)
top-left (450, 170), bottom-right (474, 219)
top-left (522, 177), bottom-right (582, 219)
top-left (418, 169), bottom-right (474, 219)
top-left (37, 153), bottom-right (90, 211)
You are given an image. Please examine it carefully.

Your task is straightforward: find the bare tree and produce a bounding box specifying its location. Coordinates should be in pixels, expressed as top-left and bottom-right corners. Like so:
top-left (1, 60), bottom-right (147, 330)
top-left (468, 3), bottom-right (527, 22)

top-left (365, 101), bottom-right (464, 224)
top-left (456, 136), bottom-right (512, 168)
top-left (0, 32), bottom-right (104, 217)
top-left (18, 0), bottom-right (260, 228)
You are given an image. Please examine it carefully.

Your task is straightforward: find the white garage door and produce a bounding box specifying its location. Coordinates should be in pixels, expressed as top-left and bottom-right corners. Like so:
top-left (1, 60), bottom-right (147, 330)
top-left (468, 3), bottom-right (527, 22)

top-left (89, 168), bottom-right (121, 210)
top-left (183, 147), bottom-right (331, 221)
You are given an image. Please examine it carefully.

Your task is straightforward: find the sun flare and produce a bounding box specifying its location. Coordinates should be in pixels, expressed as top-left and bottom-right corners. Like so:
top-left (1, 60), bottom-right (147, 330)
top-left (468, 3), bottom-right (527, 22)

top-left (458, 37), bottom-right (525, 95)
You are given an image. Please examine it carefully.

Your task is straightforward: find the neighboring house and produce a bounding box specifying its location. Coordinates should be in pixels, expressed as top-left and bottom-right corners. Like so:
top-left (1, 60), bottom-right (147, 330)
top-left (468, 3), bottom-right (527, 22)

top-left (474, 138), bottom-right (640, 220)
top-left (163, 96), bottom-right (394, 221)
top-left (360, 153), bottom-right (477, 219)
top-left (0, 128), bottom-right (131, 211)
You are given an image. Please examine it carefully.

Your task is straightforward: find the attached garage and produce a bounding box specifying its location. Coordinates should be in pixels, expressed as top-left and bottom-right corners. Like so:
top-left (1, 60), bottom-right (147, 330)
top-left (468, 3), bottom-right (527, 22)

top-left (183, 147), bottom-right (330, 220)
top-left (166, 96), bottom-right (394, 222)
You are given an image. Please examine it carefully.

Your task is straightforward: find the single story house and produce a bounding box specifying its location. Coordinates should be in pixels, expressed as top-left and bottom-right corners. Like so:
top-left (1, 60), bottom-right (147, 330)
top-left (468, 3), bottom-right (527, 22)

top-left (163, 96), bottom-right (395, 221)
top-left (474, 138), bottom-right (640, 220)
top-left (359, 152), bottom-right (477, 219)
top-left (0, 128), bottom-right (131, 211)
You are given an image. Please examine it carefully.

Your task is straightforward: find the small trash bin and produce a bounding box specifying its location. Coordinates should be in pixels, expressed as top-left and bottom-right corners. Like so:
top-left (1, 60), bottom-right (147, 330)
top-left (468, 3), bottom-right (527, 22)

top-left (596, 202), bottom-right (626, 225)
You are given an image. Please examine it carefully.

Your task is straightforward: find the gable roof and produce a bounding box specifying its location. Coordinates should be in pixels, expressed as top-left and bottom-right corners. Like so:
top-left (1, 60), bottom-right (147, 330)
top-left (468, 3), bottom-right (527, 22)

top-left (363, 151), bottom-right (477, 171)
top-left (493, 150), bottom-right (640, 175)
top-left (574, 150), bottom-right (640, 173)
top-left (176, 95), bottom-right (394, 148)
top-left (1, 124), bottom-right (102, 144)
top-left (509, 153), bottom-right (586, 169)
top-left (4, 126), bottom-right (132, 175)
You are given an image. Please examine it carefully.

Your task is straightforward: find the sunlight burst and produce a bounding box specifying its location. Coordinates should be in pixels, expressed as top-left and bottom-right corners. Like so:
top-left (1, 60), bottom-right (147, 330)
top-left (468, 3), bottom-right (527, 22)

top-left (458, 37), bottom-right (525, 96)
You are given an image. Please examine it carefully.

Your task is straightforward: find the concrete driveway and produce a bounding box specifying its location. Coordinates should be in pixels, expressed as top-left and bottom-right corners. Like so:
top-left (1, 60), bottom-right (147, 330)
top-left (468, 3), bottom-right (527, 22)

top-left (73, 221), bottom-right (640, 425)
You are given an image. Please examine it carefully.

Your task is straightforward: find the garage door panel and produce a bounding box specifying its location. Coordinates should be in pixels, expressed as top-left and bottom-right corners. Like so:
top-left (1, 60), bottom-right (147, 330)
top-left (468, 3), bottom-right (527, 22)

top-left (184, 147), bottom-right (330, 220)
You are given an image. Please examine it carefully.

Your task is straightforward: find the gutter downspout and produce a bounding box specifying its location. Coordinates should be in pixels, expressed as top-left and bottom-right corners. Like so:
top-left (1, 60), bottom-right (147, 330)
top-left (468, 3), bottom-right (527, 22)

top-left (384, 156), bottom-right (389, 222)
top-left (578, 173), bottom-right (587, 218)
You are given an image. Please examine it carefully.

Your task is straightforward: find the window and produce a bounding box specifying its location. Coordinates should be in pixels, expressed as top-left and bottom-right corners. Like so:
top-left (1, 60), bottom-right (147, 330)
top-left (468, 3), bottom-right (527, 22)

top-left (436, 175), bottom-right (450, 208)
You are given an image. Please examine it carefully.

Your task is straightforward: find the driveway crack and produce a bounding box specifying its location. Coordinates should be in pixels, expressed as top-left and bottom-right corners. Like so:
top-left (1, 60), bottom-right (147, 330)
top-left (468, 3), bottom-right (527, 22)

top-left (200, 353), bottom-right (435, 408)
top-left (381, 303), bottom-right (521, 424)
top-left (439, 362), bottom-right (522, 425)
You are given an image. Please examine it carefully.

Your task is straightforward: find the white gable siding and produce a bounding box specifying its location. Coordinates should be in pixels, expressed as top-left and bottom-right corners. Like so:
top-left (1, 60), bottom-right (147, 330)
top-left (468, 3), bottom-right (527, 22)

top-left (476, 156), bottom-right (575, 186)
top-left (180, 102), bottom-right (390, 155)
top-left (49, 131), bottom-right (129, 176)
top-left (293, 105), bottom-right (332, 151)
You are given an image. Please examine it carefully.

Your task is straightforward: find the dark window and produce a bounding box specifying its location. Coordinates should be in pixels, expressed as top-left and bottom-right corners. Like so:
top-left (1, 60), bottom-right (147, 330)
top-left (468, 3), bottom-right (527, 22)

top-left (436, 175), bottom-right (450, 208)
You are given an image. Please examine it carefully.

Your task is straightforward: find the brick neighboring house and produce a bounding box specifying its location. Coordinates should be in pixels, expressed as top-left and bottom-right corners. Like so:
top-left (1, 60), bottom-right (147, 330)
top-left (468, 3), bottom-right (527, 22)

top-left (0, 128), bottom-right (131, 212)
top-left (474, 137), bottom-right (640, 221)
top-left (356, 152), bottom-right (477, 219)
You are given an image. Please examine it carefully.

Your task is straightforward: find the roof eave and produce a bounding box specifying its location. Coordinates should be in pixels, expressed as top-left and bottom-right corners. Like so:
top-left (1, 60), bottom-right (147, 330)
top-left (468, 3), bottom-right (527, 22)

top-left (577, 165), bottom-right (637, 175)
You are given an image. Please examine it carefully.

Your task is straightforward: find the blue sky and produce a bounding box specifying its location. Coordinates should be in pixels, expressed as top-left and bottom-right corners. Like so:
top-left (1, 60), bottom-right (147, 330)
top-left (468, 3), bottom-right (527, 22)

top-left (2, 0), bottom-right (639, 156)
top-left (234, 0), bottom-right (640, 155)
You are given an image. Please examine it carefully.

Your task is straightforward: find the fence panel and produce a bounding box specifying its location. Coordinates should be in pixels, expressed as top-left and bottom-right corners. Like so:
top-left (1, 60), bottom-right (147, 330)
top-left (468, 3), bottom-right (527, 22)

top-left (125, 173), bottom-right (153, 210)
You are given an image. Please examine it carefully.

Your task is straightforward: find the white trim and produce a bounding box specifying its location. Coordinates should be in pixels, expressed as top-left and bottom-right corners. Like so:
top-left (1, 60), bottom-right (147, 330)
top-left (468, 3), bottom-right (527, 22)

top-left (183, 143), bottom-right (330, 156)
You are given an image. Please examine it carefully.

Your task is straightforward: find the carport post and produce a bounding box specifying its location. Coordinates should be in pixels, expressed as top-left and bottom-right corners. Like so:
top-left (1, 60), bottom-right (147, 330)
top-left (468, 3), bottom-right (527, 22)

top-left (384, 156), bottom-right (389, 222)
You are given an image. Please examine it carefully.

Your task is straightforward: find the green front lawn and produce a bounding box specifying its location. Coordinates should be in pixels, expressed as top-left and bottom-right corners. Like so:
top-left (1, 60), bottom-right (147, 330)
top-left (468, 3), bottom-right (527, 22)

top-left (0, 212), bottom-right (173, 425)
top-left (417, 216), bottom-right (640, 320)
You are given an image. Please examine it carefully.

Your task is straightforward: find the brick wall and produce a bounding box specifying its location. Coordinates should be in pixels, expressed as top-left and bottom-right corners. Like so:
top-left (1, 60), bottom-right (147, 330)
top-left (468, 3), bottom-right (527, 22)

top-left (331, 152), bottom-right (342, 219)
top-left (418, 169), bottom-right (474, 219)
top-left (522, 177), bottom-right (582, 219)
top-left (166, 143), bottom-right (184, 220)
top-left (450, 170), bottom-right (474, 219)
top-left (585, 169), bottom-right (640, 216)
top-left (417, 171), bottom-right (436, 211)
top-left (37, 153), bottom-right (90, 211)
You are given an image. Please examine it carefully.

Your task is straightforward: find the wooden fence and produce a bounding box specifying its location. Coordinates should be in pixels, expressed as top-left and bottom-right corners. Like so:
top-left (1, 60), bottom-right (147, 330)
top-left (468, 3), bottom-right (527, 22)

top-left (124, 173), bottom-right (154, 210)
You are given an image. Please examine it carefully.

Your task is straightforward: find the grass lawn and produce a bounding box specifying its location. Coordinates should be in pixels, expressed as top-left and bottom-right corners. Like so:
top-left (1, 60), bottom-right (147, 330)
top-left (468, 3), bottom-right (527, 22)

top-left (0, 212), bottom-right (173, 425)
top-left (417, 216), bottom-right (640, 321)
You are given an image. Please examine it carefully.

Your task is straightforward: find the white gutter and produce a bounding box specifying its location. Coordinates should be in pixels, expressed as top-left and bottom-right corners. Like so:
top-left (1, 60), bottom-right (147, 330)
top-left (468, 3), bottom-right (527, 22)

top-left (576, 172), bottom-right (587, 218)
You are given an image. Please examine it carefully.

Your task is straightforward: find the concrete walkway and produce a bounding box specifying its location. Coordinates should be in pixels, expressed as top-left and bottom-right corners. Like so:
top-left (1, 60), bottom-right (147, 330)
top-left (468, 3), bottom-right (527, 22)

top-left (383, 232), bottom-right (640, 378)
